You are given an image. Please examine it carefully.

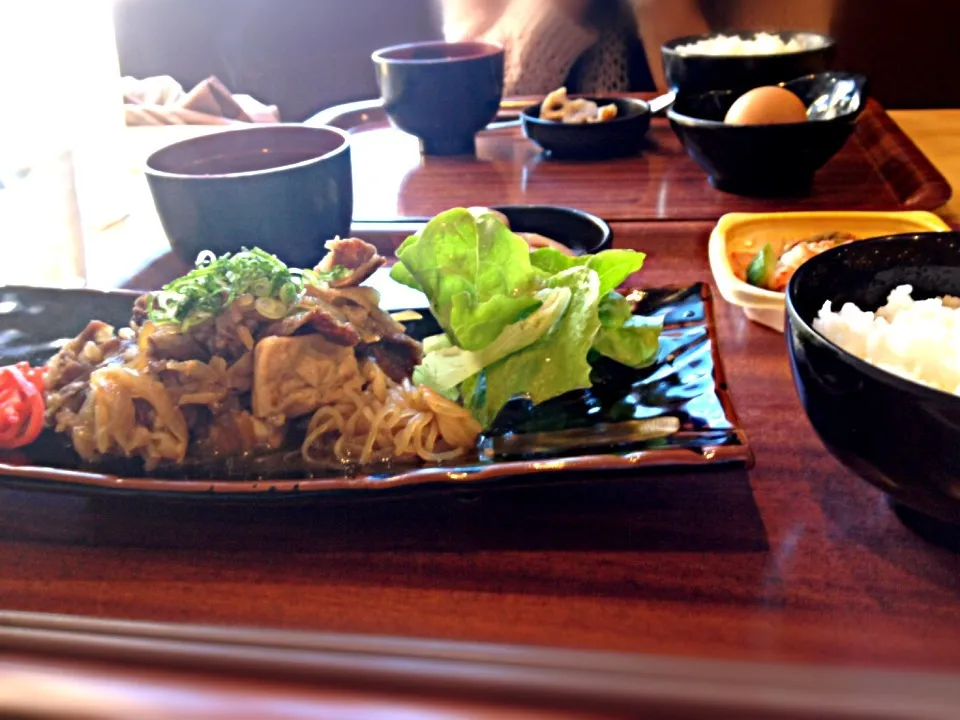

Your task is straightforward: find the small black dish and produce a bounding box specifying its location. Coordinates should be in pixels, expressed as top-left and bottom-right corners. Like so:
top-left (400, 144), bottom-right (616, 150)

top-left (668, 71), bottom-right (867, 196)
top-left (520, 97), bottom-right (651, 159)
top-left (661, 31), bottom-right (835, 96)
top-left (389, 205), bottom-right (613, 258)
top-left (373, 41), bottom-right (504, 156)
top-left (785, 232), bottom-right (960, 539)
top-left (492, 205), bottom-right (612, 253)
top-left (145, 124), bottom-right (353, 268)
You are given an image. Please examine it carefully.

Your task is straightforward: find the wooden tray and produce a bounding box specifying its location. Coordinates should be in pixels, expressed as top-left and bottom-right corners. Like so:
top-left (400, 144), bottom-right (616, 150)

top-left (306, 97), bottom-right (952, 223)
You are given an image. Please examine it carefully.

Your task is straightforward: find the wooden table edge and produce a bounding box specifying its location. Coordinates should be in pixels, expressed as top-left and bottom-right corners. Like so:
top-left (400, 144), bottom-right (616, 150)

top-left (2, 610), bottom-right (960, 720)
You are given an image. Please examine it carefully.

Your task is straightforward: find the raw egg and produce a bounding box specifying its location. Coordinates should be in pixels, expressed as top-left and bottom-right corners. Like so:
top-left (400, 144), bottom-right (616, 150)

top-left (724, 86), bottom-right (808, 125)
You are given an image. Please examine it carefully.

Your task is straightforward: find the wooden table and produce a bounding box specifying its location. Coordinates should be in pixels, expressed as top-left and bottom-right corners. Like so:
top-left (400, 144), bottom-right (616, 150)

top-left (77, 109), bottom-right (959, 288)
top-left (2, 109), bottom-right (960, 718)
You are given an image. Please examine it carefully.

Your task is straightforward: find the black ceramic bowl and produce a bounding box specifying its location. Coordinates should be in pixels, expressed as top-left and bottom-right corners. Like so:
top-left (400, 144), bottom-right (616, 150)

top-left (661, 31), bottom-right (835, 95)
top-left (786, 232), bottom-right (960, 529)
top-left (384, 205), bottom-right (612, 257)
top-left (372, 41), bottom-right (504, 156)
top-left (520, 97), bottom-right (651, 159)
top-left (145, 125), bottom-right (353, 268)
top-left (668, 72), bottom-right (867, 196)
top-left (491, 205), bottom-right (612, 253)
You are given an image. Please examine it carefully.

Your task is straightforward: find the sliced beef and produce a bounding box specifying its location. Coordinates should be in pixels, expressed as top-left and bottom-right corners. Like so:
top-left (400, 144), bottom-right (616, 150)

top-left (45, 378), bottom-right (89, 417)
top-left (307, 286), bottom-right (405, 343)
top-left (132, 294), bottom-right (150, 325)
top-left (307, 309), bottom-right (362, 346)
top-left (316, 237), bottom-right (385, 287)
top-left (260, 307), bottom-right (360, 347)
top-left (46, 321), bottom-right (114, 385)
top-left (45, 321), bottom-right (134, 424)
top-left (146, 323), bottom-right (206, 362)
top-left (364, 333), bottom-right (423, 383)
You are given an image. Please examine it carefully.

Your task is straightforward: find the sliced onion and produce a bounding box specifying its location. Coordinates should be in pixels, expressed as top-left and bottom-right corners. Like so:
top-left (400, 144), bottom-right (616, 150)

top-left (153, 291), bottom-right (182, 311)
top-left (195, 250), bottom-right (217, 266)
top-left (255, 297), bottom-right (288, 319)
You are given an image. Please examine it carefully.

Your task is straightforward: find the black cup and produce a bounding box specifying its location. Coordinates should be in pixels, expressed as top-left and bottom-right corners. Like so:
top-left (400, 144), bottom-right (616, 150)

top-left (145, 125), bottom-right (353, 268)
top-left (372, 41), bottom-right (504, 156)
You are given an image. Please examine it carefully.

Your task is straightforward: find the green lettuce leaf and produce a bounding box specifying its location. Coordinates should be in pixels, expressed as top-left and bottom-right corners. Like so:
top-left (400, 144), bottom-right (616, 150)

top-left (593, 314), bottom-right (663, 369)
top-left (389, 261), bottom-right (421, 291)
top-left (461, 266), bottom-right (601, 427)
top-left (392, 208), bottom-right (540, 348)
top-left (597, 291), bottom-right (634, 329)
top-left (391, 208), bottom-right (661, 426)
top-left (529, 247), bottom-right (582, 275)
top-left (417, 287), bottom-right (571, 393)
top-left (594, 291), bottom-right (662, 369)
top-left (421, 333), bottom-right (452, 354)
top-left (450, 293), bottom-right (542, 351)
top-left (530, 247), bottom-right (646, 295)
top-left (588, 249), bottom-right (646, 295)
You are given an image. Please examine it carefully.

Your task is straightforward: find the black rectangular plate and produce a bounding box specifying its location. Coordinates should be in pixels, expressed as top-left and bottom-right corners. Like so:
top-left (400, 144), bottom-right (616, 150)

top-left (0, 283), bottom-right (751, 500)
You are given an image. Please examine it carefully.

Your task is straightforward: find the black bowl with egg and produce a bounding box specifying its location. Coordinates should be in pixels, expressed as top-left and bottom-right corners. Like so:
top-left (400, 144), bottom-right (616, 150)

top-left (145, 124), bottom-right (353, 268)
top-left (668, 71), bottom-right (867, 196)
top-left (520, 97), bottom-right (652, 159)
top-left (661, 31), bottom-right (835, 96)
top-left (786, 232), bottom-right (960, 540)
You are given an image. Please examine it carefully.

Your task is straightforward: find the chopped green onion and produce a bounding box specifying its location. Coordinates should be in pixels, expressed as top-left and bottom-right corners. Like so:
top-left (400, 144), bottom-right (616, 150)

top-left (145, 247), bottom-right (347, 331)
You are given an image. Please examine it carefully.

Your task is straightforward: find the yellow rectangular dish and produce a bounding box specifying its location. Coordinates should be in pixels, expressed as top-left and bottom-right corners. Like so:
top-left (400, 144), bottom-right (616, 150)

top-left (708, 211), bottom-right (953, 332)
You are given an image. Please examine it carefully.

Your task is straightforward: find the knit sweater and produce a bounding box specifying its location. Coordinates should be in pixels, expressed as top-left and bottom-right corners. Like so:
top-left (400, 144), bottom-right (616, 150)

top-left (441, 0), bottom-right (633, 95)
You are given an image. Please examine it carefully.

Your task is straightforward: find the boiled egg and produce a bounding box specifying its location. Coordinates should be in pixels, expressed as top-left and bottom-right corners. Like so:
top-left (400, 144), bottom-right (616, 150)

top-left (724, 86), bottom-right (807, 125)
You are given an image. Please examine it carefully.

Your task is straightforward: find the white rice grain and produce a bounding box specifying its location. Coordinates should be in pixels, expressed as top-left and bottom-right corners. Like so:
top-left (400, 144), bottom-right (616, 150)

top-left (674, 32), bottom-right (816, 57)
top-left (813, 285), bottom-right (960, 395)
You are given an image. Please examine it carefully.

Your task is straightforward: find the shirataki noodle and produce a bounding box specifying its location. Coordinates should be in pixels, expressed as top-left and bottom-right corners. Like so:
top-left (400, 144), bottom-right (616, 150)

top-left (302, 360), bottom-right (481, 465)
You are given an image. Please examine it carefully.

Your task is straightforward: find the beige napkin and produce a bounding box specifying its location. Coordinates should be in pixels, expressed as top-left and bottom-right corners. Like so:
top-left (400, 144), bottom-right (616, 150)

top-left (122, 75), bottom-right (281, 126)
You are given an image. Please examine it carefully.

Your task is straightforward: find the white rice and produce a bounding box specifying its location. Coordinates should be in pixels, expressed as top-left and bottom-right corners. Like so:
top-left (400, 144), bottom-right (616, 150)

top-left (813, 285), bottom-right (960, 395)
top-left (674, 32), bottom-right (815, 57)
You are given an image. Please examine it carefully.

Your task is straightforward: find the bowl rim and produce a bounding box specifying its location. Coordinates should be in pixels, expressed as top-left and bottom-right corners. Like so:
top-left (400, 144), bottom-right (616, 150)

top-left (667, 71), bottom-right (866, 129)
top-left (144, 124), bottom-right (350, 180)
top-left (520, 97), bottom-right (651, 128)
top-left (661, 30), bottom-right (835, 57)
top-left (372, 40), bottom-right (504, 64)
top-left (487, 204), bottom-right (613, 253)
top-left (785, 231), bottom-right (960, 406)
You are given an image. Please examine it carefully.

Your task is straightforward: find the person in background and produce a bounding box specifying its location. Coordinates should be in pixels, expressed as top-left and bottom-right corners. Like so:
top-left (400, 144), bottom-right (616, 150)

top-left (439, 0), bottom-right (835, 95)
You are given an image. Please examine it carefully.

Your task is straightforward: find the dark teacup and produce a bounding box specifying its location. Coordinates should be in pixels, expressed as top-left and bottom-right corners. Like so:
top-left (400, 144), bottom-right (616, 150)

top-left (372, 41), bottom-right (504, 156)
top-left (145, 125), bottom-right (353, 268)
